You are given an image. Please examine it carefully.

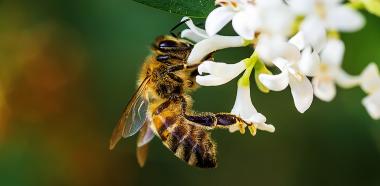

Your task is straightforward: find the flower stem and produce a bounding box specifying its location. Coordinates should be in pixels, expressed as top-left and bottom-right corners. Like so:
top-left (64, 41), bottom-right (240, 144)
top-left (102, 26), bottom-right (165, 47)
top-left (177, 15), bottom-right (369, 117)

top-left (291, 16), bottom-right (305, 36)
top-left (327, 30), bottom-right (340, 39)
top-left (254, 59), bottom-right (272, 93)
top-left (346, 0), bottom-right (365, 10)
top-left (238, 52), bottom-right (259, 87)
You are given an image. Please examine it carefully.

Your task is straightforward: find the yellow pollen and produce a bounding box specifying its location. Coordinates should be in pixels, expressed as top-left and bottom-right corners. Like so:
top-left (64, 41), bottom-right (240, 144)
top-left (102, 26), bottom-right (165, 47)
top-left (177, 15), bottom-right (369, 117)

top-left (294, 72), bottom-right (303, 81)
top-left (320, 63), bottom-right (329, 73)
top-left (215, 0), bottom-right (228, 6)
top-left (231, 1), bottom-right (238, 9)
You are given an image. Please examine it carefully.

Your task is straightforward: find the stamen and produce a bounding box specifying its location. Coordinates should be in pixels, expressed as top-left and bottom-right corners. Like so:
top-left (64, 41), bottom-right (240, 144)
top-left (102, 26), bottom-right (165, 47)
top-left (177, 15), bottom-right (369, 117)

top-left (231, 1), bottom-right (238, 9)
top-left (215, 0), bottom-right (228, 6)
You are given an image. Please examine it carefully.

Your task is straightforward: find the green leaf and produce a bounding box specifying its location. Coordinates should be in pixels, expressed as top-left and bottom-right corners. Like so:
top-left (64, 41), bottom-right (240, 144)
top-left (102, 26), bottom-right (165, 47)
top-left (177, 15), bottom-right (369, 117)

top-left (133, 0), bottom-right (215, 18)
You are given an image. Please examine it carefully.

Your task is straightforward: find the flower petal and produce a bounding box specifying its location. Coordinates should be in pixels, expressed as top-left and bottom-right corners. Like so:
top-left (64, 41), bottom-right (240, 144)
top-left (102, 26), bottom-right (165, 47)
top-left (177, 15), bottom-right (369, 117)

top-left (300, 16), bottom-right (326, 52)
top-left (326, 6), bottom-right (365, 32)
top-left (256, 35), bottom-right (300, 63)
top-left (289, 32), bottom-right (306, 50)
top-left (231, 86), bottom-right (258, 119)
top-left (196, 60), bottom-right (246, 86)
top-left (312, 76), bottom-right (336, 102)
top-left (362, 91), bottom-right (380, 120)
top-left (230, 85), bottom-right (274, 132)
top-left (321, 39), bottom-right (345, 67)
top-left (289, 75), bottom-right (314, 113)
top-left (182, 17), bottom-right (208, 39)
top-left (272, 58), bottom-right (290, 72)
top-left (205, 7), bottom-right (235, 36)
top-left (255, 122), bottom-right (276, 133)
top-left (259, 71), bottom-right (289, 91)
top-left (360, 63), bottom-right (380, 94)
top-left (228, 125), bottom-right (241, 133)
top-left (287, 0), bottom-right (315, 15)
top-left (198, 60), bottom-right (246, 76)
top-left (181, 29), bottom-right (205, 43)
top-left (257, 1), bottom-right (294, 36)
top-left (283, 42), bottom-right (302, 63)
top-left (335, 68), bottom-right (361, 88)
top-left (232, 5), bottom-right (260, 40)
top-left (250, 113), bottom-right (267, 123)
top-left (298, 47), bottom-right (320, 76)
top-left (187, 35), bottom-right (245, 64)
top-left (246, 113), bottom-right (275, 133)
top-left (196, 75), bottom-right (230, 86)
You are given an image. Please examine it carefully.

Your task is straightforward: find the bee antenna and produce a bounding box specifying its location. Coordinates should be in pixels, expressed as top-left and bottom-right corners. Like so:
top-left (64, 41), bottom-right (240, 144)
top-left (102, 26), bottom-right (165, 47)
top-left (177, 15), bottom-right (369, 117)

top-left (170, 18), bottom-right (191, 38)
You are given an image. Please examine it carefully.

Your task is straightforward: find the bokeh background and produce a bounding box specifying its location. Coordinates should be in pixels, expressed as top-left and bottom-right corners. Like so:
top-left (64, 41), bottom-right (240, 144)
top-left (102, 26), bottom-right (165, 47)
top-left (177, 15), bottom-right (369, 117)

top-left (0, 0), bottom-right (380, 185)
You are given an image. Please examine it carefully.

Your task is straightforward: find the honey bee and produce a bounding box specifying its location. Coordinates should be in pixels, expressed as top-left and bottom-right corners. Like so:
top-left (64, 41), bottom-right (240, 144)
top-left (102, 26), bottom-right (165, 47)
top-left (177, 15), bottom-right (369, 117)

top-left (109, 34), bottom-right (255, 168)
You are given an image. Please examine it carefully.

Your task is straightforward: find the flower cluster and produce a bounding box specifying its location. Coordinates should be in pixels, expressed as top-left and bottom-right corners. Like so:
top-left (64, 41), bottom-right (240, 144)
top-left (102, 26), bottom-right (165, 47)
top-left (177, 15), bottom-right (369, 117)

top-left (181, 0), bottom-right (380, 134)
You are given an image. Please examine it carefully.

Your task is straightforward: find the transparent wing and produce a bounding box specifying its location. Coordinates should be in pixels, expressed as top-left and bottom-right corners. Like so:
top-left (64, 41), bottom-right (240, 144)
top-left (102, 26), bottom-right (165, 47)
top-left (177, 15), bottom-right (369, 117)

top-left (109, 77), bottom-right (150, 150)
top-left (136, 144), bottom-right (149, 167)
top-left (122, 95), bottom-right (149, 138)
top-left (136, 121), bottom-right (155, 167)
top-left (137, 120), bottom-right (155, 147)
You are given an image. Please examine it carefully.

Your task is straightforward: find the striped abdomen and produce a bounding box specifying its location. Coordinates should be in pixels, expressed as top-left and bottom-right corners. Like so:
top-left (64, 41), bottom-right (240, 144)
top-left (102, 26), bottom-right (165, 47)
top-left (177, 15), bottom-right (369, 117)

top-left (153, 115), bottom-right (217, 168)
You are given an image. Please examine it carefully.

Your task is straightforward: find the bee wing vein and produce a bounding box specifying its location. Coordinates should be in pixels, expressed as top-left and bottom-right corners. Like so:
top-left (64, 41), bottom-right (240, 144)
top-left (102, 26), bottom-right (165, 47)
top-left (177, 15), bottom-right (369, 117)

top-left (109, 77), bottom-right (150, 150)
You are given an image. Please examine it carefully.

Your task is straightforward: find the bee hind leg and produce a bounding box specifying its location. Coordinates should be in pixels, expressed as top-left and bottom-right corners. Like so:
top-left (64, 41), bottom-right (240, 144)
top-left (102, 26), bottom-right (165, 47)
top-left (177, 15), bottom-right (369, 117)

top-left (184, 113), bottom-right (256, 136)
top-left (177, 96), bottom-right (256, 135)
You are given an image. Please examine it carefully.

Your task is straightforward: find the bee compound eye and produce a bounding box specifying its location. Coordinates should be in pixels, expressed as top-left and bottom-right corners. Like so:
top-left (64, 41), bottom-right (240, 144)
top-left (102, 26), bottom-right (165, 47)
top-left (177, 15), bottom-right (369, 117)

top-left (158, 40), bottom-right (178, 50)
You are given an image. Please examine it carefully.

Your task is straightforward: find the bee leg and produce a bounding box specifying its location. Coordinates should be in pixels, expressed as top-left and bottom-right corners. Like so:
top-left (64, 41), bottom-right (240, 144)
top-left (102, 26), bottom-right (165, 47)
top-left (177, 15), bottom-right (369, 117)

top-left (167, 73), bottom-right (183, 83)
top-left (167, 64), bottom-right (200, 73)
top-left (214, 114), bottom-right (256, 135)
top-left (178, 96), bottom-right (255, 135)
top-left (184, 113), bottom-right (256, 136)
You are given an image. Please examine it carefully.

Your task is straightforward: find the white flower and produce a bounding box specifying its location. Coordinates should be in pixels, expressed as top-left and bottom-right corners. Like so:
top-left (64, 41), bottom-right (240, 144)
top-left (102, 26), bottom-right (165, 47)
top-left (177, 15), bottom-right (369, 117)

top-left (187, 35), bottom-right (246, 64)
top-left (362, 90), bottom-right (380, 120)
top-left (290, 33), bottom-right (361, 102)
top-left (311, 39), bottom-right (360, 102)
top-left (255, 0), bottom-right (295, 36)
top-left (205, 0), bottom-right (294, 39)
top-left (259, 58), bottom-right (314, 113)
top-left (180, 17), bottom-right (247, 65)
top-left (289, 32), bottom-right (321, 76)
top-left (197, 60), bottom-right (246, 86)
top-left (299, 17), bottom-right (327, 52)
top-left (288, 0), bottom-right (365, 50)
top-left (360, 63), bottom-right (380, 120)
top-left (206, 0), bottom-right (261, 39)
top-left (256, 34), bottom-right (301, 64)
top-left (230, 85), bottom-right (275, 133)
top-left (288, 0), bottom-right (365, 32)
top-left (360, 63), bottom-right (380, 94)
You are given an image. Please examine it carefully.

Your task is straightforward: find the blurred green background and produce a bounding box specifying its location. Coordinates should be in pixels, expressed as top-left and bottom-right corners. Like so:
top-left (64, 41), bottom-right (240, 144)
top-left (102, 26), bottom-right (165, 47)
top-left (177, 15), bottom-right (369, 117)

top-left (0, 0), bottom-right (380, 185)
